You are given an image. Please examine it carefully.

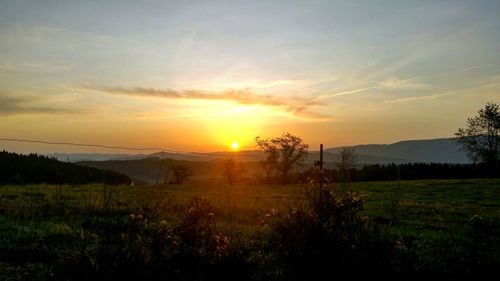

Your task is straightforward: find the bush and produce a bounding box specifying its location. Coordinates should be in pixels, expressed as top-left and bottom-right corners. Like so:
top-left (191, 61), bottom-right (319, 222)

top-left (265, 184), bottom-right (399, 280)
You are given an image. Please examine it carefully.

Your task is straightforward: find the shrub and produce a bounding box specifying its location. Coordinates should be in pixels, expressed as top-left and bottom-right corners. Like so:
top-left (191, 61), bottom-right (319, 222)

top-left (266, 184), bottom-right (399, 280)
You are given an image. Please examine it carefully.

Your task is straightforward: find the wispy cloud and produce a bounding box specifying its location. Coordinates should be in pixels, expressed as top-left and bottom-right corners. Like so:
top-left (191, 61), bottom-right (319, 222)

top-left (313, 76), bottom-right (430, 101)
top-left (459, 65), bottom-right (489, 72)
top-left (349, 53), bottom-right (417, 82)
top-left (377, 77), bottom-right (430, 89)
top-left (313, 86), bottom-right (377, 101)
top-left (207, 79), bottom-right (308, 90)
top-left (0, 93), bottom-right (77, 115)
top-left (0, 62), bottom-right (72, 73)
top-left (82, 85), bottom-right (329, 120)
top-left (383, 93), bottom-right (450, 104)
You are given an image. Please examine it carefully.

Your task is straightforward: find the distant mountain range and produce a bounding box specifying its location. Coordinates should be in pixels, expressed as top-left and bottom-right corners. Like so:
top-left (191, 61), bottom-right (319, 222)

top-left (325, 138), bottom-right (469, 164)
top-left (72, 138), bottom-right (470, 185)
top-left (51, 138), bottom-right (469, 164)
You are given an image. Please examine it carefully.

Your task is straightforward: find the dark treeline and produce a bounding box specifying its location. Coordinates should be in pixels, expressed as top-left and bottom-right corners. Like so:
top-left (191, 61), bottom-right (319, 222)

top-left (0, 150), bottom-right (131, 185)
top-left (297, 162), bottom-right (500, 183)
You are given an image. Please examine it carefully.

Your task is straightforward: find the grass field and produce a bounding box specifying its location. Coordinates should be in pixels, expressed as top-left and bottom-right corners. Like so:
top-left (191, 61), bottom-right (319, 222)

top-left (1, 179), bottom-right (499, 280)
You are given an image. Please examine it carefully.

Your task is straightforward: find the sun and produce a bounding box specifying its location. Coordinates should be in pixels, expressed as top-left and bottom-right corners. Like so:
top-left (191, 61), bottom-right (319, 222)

top-left (231, 141), bottom-right (239, 150)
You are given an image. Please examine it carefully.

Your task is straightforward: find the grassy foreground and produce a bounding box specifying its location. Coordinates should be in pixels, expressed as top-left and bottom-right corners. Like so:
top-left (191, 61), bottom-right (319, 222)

top-left (1, 179), bottom-right (499, 280)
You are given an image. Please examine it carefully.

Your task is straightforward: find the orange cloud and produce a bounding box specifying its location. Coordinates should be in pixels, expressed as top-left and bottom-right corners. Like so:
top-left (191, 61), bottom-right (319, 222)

top-left (86, 86), bottom-right (330, 120)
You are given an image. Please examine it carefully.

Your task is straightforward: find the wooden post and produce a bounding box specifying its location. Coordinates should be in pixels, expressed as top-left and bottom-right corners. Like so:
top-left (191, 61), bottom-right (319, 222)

top-left (320, 144), bottom-right (323, 170)
top-left (320, 144), bottom-right (323, 188)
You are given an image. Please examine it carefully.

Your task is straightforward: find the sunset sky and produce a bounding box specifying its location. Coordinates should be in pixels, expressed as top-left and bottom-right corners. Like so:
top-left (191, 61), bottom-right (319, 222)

top-left (1, 0), bottom-right (499, 153)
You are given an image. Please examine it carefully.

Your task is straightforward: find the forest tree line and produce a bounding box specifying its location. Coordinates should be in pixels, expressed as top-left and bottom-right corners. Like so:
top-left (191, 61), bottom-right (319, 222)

top-left (0, 150), bottom-right (131, 185)
top-left (294, 162), bottom-right (500, 184)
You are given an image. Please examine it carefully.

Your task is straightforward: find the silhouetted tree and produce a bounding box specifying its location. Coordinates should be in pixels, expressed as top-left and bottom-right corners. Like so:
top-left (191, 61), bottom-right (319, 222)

top-left (256, 132), bottom-right (309, 184)
top-left (455, 102), bottom-right (500, 169)
top-left (337, 147), bottom-right (357, 190)
top-left (260, 158), bottom-right (276, 184)
top-left (170, 164), bottom-right (192, 184)
top-left (222, 159), bottom-right (246, 185)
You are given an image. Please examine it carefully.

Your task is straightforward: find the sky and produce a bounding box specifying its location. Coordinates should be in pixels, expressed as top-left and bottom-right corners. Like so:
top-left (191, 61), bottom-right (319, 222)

top-left (1, 0), bottom-right (499, 153)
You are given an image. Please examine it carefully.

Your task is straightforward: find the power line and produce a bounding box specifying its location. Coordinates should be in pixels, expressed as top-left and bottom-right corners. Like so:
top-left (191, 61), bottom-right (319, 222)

top-left (0, 137), bottom-right (266, 159)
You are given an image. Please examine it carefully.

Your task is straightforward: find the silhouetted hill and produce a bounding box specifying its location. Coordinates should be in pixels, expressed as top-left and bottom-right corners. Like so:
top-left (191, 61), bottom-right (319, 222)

top-left (58, 138), bottom-right (468, 164)
top-left (78, 157), bottom-right (173, 185)
top-left (325, 138), bottom-right (469, 164)
top-left (47, 153), bottom-right (148, 162)
top-left (77, 157), bottom-right (265, 185)
top-left (75, 138), bottom-right (472, 185)
top-left (0, 151), bottom-right (131, 185)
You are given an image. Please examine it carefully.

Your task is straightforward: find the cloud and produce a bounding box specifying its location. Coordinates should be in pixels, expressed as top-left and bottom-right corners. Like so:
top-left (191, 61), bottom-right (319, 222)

top-left (349, 53), bottom-right (417, 82)
top-left (83, 85), bottom-right (329, 120)
top-left (0, 94), bottom-right (76, 116)
top-left (377, 77), bottom-right (430, 89)
top-left (459, 65), bottom-right (489, 72)
top-left (313, 76), bottom-right (431, 101)
top-left (383, 93), bottom-right (450, 104)
top-left (311, 53), bottom-right (431, 101)
top-left (0, 62), bottom-right (72, 73)
top-left (313, 86), bottom-right (377, 101)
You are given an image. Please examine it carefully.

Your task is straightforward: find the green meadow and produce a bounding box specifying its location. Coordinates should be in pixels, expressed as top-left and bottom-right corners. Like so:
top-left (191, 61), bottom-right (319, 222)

top-left (1, 179), bottom-right (499, 280)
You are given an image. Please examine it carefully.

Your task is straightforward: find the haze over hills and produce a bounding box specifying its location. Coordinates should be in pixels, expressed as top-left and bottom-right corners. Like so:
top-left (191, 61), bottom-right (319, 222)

top-left (325, 138), bottom-right (469, 164)
top-left (51, 138), bottom-right (469, 164)
top-left (71, 138), bottom-right (470, 185)
top-left (47, 153), bottom-right (149, 162)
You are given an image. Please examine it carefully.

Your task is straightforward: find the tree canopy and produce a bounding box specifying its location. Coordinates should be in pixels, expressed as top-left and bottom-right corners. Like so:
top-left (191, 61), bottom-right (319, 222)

top-left (455, 102), bottom-right (500, 168)
top-left (0, 150), bottom-right (131, 185)
top-left (256, 132), bottom-right (309, 184)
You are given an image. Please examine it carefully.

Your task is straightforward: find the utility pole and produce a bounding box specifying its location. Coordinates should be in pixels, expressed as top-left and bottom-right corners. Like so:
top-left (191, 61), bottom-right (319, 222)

top-left (320, 144), bottom-right (323, 170)
top-left (320, 144), bottom-right (323, 188)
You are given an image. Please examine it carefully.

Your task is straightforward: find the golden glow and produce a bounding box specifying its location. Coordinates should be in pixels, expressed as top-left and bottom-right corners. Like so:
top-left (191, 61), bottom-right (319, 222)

top-left (198, 102), bottom-right (278, 149)
top-left (231, 141), bottom-right (239, 150)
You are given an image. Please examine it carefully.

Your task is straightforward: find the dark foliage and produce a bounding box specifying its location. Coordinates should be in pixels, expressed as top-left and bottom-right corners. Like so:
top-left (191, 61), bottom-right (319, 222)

top-left (264, 187), bottom-right (398, 280)
top-left (169, 164), bottom-right (193, 184)
top-left (1, 186), bottom-right (499, 280)
top-left (221, 159), bottom-right (246, 185)
top-left (455, 102), bottom-right (500, 168)
top-left (57, 198), bottom-right (253, 281)
top-left (0, 151), bottom-right (131, 185)
top-left (256, 132), bottom-right (309, 185)
top-left (298, 162), bottom-right (500, 184)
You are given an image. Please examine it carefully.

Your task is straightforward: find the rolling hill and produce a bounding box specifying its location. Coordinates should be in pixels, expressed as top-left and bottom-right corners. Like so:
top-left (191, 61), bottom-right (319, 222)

top-left (66, 138), bottom-right (469, 164)
top-left (325, 138), bottom-right (469, 164)
top-left (0, 150), bottom-right (131, 185)
top-left (74, 138), bottom-right (469, 185)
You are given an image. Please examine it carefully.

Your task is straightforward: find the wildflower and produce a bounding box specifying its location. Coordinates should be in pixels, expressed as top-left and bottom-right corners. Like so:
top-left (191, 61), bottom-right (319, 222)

top-left (120, 233), bottom-right (128, 241)
top-left (470, 214), bottom-right (482, 222)
top-left (395, 240), bottom-right (407, 250)
top-left (214, 233), bottom-right (230, 256)
top-left (222, 235), bottom-right (229, 245)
